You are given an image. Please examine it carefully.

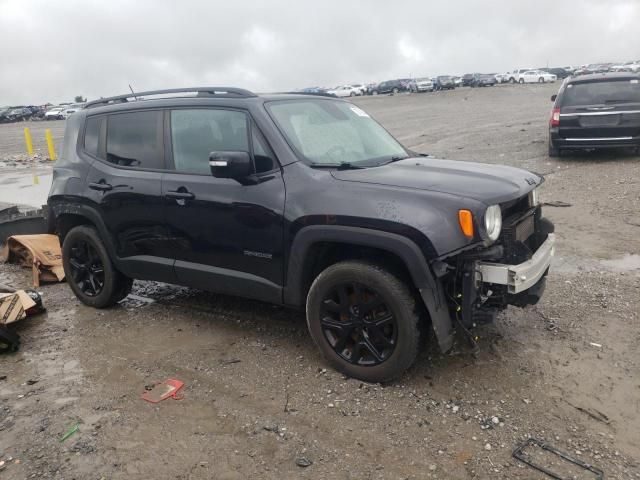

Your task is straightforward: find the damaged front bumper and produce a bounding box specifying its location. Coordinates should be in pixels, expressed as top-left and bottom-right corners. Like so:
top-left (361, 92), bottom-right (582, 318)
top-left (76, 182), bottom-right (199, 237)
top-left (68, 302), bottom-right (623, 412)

top-left (476, 234), bottom-right (555, 294)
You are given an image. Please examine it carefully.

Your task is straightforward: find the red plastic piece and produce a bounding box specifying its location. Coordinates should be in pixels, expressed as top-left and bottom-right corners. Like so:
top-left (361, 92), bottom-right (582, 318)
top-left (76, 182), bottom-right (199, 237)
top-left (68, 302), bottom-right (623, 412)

top-left (141, 378), bottom-right (185, 403)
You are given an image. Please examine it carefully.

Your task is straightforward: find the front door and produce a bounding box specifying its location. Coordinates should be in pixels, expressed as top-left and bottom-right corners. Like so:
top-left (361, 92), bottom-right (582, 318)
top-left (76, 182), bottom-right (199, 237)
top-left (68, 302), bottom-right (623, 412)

top-left (162, 108), bottom-right (286, 303)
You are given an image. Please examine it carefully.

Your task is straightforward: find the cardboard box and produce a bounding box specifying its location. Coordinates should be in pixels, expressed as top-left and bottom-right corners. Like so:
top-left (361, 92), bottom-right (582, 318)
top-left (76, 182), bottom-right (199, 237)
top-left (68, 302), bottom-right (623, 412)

top-left (0, 290), bottom-right (37, 325)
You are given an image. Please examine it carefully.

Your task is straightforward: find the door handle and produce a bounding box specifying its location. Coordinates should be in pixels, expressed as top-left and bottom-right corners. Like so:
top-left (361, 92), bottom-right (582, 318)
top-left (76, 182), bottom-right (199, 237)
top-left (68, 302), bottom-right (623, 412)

top-left (166, 190), bottom-right (195, 200)
top-left (89, 182), bottom-right (113, 191)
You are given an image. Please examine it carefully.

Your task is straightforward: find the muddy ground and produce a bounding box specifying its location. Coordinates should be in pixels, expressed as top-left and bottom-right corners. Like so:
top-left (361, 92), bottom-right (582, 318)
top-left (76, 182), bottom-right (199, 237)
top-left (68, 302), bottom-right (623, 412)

top-left (1, 84), bottom-right (639, 479)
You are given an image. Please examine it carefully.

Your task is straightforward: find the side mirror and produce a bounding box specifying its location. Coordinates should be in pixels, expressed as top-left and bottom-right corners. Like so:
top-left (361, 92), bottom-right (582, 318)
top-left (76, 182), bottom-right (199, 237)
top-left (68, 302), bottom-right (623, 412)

top-left (209, 151), bottom-right (252, 180)
top-left (551, 94), bottom-right (557, 102)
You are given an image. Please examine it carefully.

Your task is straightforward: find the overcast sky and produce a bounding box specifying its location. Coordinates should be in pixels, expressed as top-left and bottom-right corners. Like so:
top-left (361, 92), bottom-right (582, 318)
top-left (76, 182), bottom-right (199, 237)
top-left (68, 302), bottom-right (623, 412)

top-left (1, 0), bottom-right (639, 105)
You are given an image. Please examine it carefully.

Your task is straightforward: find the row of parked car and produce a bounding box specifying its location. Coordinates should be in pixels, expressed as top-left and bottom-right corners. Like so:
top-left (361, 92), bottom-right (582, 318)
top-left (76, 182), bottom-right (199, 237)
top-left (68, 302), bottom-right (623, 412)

top-left (0, 103), bottom-right (85, 123)
top-left (307, 60), bottom-right (640, 99)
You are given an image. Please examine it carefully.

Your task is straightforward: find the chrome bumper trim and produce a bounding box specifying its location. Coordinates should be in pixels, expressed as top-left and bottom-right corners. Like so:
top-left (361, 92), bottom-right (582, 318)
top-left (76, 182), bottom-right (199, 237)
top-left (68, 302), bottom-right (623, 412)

top-left (565, 137), bottom-right (632, 141)
top-left (477, 234), bottom-right (555, 294)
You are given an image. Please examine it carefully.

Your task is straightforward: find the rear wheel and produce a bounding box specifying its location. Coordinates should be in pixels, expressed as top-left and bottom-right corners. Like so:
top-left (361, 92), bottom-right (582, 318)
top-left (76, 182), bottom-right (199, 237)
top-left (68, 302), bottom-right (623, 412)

top-left (519, 78), bottom-right (525, 84)
top-left (306, 261), bottom-right (421, 383)
top-left (62, 225), bottom-right (132, 308)
top-left (538, 77), bottom-right (545, 83)
top-left (350, 91), bottom-right (356, 97)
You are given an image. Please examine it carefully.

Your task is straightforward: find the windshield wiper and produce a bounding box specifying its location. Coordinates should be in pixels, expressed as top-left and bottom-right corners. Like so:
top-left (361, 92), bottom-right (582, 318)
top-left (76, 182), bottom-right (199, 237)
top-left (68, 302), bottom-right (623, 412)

top-left (309, 162), bottom-right (367, 170)
top-left (378, 155), bottom-right (410, 166)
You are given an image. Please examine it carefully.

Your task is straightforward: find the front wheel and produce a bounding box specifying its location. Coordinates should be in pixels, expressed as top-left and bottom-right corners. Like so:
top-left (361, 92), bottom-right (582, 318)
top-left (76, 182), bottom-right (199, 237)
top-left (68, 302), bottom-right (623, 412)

top-left (519, 78), bottom-right (525, 84)
top-left (350, 91), bottom-right (356, 97)
top-left (62, 225), bottom-right (132, 308)
top-left (306, 261), bottom-right (421, 383)
top-left (538, 77), bottom-right (545, 83)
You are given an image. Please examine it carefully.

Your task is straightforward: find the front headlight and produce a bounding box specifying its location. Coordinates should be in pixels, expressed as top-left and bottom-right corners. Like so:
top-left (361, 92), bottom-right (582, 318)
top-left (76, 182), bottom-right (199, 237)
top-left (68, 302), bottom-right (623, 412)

top-left (484, 205), bottom-right (502, 242)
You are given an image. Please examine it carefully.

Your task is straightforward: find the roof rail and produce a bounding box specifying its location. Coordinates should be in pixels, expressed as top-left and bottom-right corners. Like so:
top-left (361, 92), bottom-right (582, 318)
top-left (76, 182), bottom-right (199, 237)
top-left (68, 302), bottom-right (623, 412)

top-left (84, 87), bottom-right (256, 109)
top-left (281, 91), bottom-right (338, 98)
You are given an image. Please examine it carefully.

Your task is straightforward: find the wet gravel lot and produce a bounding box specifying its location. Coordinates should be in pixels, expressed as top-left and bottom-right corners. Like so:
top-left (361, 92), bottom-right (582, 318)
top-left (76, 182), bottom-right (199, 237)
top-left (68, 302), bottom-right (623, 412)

top-left (1, 84), bottom-right (639, 479)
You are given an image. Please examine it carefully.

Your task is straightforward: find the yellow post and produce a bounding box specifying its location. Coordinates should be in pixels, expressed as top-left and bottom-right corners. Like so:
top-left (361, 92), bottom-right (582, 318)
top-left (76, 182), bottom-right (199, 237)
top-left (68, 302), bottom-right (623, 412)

top-left (45, 129), bottom-right (57, 161)
top-left (24, 127), bottom-right (34, 156)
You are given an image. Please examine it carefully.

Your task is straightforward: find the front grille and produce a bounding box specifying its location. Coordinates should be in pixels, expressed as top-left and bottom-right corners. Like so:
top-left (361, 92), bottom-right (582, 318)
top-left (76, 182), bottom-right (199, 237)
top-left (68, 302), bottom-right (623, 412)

top-left (514, 214), bottom-right (535, 243)
top-left (500, 206), bottom-right (538, 263)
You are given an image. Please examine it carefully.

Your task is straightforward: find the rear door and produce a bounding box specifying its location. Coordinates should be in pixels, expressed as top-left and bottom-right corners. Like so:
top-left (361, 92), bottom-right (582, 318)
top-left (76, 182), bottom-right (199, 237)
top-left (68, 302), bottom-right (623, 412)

top-left (162, 107), bottom-right (286, 303)
top-left (558, 78), bottom-right (640, 140)
top-left (84, 110), bottom-right (176, 282)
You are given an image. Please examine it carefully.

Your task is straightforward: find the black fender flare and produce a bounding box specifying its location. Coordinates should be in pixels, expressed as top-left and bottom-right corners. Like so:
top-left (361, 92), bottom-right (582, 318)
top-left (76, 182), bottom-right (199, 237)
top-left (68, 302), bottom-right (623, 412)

top-left (284, 225), bottom-right (454, 352)
top-left (48, 200), bottom-right (119, 260)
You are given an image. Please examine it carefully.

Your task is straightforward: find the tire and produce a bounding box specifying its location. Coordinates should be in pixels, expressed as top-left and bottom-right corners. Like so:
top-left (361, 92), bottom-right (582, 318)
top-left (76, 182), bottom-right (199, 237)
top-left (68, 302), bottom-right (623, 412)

top-left (306, 261), bottom-right (421, 383)
top-left (62, 225), bottom-right (132, 308)
top-left (509, 77), bottom-right (516, 84)
top-left (548, 140), bottom-right (560, 157)
top-left (350, 91), bottom-right (356, 97)
top-left (538, 77), bottom-right (545, 83)
top-left (519, 78), bottom-right (525, 84)
top-left (392, 87), bottom-right (399, 94)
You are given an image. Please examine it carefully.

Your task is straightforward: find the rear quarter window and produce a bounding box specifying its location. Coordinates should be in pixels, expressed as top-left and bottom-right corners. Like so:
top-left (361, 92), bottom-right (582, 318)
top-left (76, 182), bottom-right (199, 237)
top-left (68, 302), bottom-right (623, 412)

top-left (83, 116), bottom-right (103, 157)
top-left (561, 79), bottom-right (640, 106)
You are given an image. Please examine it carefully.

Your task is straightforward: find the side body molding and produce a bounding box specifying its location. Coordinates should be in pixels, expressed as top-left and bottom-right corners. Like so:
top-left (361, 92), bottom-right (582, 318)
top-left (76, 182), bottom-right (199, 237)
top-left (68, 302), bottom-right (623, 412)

top-left (284, 225), bottom-right (454, 352)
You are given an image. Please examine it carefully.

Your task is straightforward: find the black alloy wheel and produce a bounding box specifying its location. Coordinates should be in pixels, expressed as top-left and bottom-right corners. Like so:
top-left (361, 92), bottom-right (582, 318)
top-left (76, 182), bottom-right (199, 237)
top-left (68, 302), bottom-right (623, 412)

top-left (306, 261), bottom-right (421, 382)
top-left (62, 225), bottom-right (132, 308)
top-left (319, 282), bottom-right (397, 366)
top-left (68, 240), bottom-right (105, 297)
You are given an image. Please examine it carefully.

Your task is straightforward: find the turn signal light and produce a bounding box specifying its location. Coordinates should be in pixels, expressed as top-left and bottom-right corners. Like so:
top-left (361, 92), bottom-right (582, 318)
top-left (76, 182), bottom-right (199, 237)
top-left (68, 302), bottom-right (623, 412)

top-left (458, 210), bottom-right (474, 238)
top-left (550, 108), bottom-right (560, 127)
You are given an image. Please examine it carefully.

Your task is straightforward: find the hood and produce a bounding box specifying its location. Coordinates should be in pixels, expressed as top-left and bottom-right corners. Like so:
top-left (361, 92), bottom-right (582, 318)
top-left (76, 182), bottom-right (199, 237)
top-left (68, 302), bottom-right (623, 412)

top-left (331, 157), bottom-right (542, 205)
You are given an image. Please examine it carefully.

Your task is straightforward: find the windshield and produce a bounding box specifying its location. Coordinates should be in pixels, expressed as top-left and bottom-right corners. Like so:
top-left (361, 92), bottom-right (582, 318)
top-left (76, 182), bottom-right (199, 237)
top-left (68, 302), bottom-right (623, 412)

top-left (267, 99), bottom-right (408, 166)
top-left (562, 79), bottom-right (640, 106)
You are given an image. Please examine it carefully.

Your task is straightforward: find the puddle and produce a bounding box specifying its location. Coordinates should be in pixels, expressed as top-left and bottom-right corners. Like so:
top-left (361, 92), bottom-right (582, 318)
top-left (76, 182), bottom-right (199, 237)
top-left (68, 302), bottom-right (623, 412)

top-left (600, 254), bottom-right (640, 272)
top-left (553, 254), bottom-right (640, 274)
top-left (0, 171), bottom-right (52, 207)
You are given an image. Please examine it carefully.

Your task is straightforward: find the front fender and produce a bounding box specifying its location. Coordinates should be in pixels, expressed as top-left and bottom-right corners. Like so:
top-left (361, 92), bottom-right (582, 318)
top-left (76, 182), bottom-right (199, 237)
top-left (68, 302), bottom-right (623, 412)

top-left (284, 225), bottom-right (454, 352)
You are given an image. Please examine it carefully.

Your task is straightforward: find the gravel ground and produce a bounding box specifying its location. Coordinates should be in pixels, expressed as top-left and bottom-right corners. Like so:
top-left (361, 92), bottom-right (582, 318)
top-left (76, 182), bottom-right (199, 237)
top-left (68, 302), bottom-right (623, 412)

top-left (1, 85), bottom-right (639, 479)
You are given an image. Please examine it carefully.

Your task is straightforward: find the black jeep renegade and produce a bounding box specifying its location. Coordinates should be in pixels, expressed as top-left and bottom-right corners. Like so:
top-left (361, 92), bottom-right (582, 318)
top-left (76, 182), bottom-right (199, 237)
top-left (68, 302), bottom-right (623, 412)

top-left (48, 87), bottom-right (555, 382)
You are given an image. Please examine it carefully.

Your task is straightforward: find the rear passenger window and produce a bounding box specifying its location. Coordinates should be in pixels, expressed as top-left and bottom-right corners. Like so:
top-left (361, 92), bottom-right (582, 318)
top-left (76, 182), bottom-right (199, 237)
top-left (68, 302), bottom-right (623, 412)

top-left (83, 116), bottom-right (102, 157)
top-left (170, 109), bottom-right (249, 175)
top-left (106, 111), bottom-right (164, 169)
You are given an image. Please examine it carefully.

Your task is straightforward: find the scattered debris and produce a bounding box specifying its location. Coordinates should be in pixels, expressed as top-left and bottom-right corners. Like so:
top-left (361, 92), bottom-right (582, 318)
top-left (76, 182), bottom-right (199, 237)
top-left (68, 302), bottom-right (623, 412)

top-left (541, 200), bottom-right (572, 208)
top-left (589, 342), bottom-right (602, 348)
top-left (141, 379), bottom-right (185, 403)
top-left (59, 422), bottom-right (80, 442)
top-left (513, 438), bottom-right (604, 480)
top-left (565, 400), bottom-right (610, 424)
top-left (295, 457), bottom-right (313, 468)
top-left (220, 359), bottom-right (241, 365)
top-left (1, 234), bottom-right (65, 286)
top-left (0, 290), bottom-right (40, 325)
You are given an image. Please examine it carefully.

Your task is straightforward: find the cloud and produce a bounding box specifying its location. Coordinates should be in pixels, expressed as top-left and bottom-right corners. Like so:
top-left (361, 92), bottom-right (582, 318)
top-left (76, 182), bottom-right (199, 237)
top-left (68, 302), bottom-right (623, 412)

top-left (0, 0), bottom-right (638, 104)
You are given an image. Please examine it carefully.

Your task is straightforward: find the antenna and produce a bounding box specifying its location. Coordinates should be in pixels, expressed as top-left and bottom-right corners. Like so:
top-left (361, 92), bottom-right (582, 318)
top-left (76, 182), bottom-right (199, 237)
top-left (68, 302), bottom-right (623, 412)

top-left (128, 84), bottom-right (138, 101)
